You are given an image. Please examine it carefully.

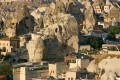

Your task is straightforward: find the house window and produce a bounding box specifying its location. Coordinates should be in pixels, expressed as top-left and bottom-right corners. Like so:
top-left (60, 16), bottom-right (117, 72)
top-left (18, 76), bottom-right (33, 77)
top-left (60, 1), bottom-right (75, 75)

top-left (71, 77), bottom-right (73, 80)
top-left (68, 78), bottom-right (70, 80)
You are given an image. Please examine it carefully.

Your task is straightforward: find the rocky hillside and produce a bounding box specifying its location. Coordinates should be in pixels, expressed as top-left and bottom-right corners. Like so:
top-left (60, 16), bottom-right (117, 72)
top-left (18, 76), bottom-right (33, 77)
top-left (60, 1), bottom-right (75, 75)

top-left (87, 54), bottom-right (120, 80)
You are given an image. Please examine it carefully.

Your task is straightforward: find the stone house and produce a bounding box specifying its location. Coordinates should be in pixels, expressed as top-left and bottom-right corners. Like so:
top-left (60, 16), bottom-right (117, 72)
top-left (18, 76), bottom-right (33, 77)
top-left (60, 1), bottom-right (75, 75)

top-left (65, 68), bottom-right (93, 80)
top-left (49, 62), bottom-right (67, 78)
top-left (64, 55), bottom-right (76, 65)
top-left (80, 45), bottom-right (91, 51)
top-left (0, 37), bottom-right (18, 56)
top-left (104, 5), bottom-right (110, 13)
top-left (69, 58), bottom-right (90, 69)
top-left (101, 44), bottom-right (119, 51)
top-left (13, 67), bottom-right (48, 80)
top-left (65, 68), bottom-right (81, 80)
top-left (91, 30), bottom-right (108, 40)
top-left (93, 5), bottom-right (102, 14)
top-left (100, 44), bottom-right (120, 54)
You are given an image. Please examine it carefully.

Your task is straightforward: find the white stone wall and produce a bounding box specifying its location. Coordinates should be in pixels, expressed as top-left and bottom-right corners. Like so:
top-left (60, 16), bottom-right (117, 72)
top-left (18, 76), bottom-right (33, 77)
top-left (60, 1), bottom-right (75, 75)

top-left (65, 72), bottom-right (77, 80)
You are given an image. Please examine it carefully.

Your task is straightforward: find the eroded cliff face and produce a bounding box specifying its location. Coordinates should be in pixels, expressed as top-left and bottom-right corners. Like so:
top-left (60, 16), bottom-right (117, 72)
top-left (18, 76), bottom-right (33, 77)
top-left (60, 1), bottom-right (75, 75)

top-left (5, 5), bottom-right (35, 37)
top-left (26, 1), bottom-right (79, 62)
top-left (27, 14), bottom-right (79, 62)
top-left (43, 13), bottom-right (79, 52)
top-left (82, 0), bottom-right (96, 34)
top-left (5, 13), bottom-right (17, 37)
top-left (26, 34), bottom-right (66, 62)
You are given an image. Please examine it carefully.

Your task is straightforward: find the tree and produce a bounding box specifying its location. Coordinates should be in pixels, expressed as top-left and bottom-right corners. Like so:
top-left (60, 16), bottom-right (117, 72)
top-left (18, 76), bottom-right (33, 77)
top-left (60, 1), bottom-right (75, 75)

top-left (13, 36), bottom-right (19, 39)
top-left (106, 26), bottom-right (120, 41)
top-left (106, 34), bottom-right (118, 41)
top-left (88, 37), bottom-right (103, 50)
top-left (0, 35), bottom-right (7, 39)
top-left (108, 26), bottom-right (120, 35)
top-left (0, 54), bottom-right (3, 60)
top-left (0, 62), bottom-right (12, 76)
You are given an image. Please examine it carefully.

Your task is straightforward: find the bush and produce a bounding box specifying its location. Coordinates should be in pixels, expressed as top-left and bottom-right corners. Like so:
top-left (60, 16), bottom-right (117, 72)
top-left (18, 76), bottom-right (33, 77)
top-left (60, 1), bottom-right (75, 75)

top-left (88, 37), bottom-right (103, 50)
top-left (4, 55), bottom-right (11, 61)
top-left (0, 54), bottom-right (3, 60)
top-left (35, 65), bottom-right (48, 70)
top-left (0, 62), bottom-right (12, 76)
top-left (107, 26), bottom-right (120, 41)
top-left (12, 36), bottom-right (19, 39)
top-left (108, 26), bottom-right (120, 35)
top-left (106, 34), bottom-right (118, 41)
top-left (0, 35), bottom-right (7, 39)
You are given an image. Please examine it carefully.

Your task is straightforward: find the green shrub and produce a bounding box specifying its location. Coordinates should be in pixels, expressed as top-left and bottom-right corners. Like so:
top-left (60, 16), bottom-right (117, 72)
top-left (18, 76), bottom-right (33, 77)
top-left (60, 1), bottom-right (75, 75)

top-left (0, 62), bottom-right (12, 76)
top-left (35, 65), bottom-right (48, 70)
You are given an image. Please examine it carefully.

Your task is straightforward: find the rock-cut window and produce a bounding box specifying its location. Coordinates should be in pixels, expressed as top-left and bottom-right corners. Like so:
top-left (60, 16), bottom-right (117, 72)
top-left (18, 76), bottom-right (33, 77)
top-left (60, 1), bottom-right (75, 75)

top-left (55, 28), bottom-right (58, 33)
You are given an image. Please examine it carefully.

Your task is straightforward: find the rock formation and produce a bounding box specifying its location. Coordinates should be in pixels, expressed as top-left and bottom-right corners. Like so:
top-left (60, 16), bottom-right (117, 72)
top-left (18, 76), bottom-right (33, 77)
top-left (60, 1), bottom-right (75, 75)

top-left (67, 2), bottom-right (84, 24)
top-left (87, 56), bottom-right (120, 80)
top-left (82, 0), bottom-right (96, 34)
top-left (26, 1), bottom-right (79, 62)
top-left (4, 13), bottom-right (17, 37)
top-left (26, 33), bottom-right (66, 62)
top-left (5, 5), bottom-right (35, 37)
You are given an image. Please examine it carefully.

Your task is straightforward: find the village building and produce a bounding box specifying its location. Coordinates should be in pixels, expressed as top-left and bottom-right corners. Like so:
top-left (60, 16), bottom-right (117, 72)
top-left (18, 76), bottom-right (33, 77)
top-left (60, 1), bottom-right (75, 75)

top-left (49, 62), bottom-right (67, 78)
top-left (80, 45), bottom-right (91, 51)
top-left (69, 58), bottom-right (90, 69)
top-left (64, 55), bottom-right (76, 65)
top-left (13, 66), bottom-right (48, 80)
top-left (0, 37), bottom-right (18, 56)
top-left (104, 5), bottom-right (110, 13)
top-left (100, 44), bottom-right (120, 55)
top-left (65, 68), bottom-right (81, 80)
top-left (91, 30), bottom-right (108, 40)
top-left (65, 68), bottom-right (94, 80)
top-left (93, 5), bottom-right (102, 14)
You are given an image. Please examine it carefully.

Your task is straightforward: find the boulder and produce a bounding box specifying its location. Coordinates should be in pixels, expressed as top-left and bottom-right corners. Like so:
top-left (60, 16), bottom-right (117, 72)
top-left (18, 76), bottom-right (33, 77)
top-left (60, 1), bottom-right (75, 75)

top-left (101, 71), bottom-right (116, 80)
top-left (87, 60), bottom-right (98, 73)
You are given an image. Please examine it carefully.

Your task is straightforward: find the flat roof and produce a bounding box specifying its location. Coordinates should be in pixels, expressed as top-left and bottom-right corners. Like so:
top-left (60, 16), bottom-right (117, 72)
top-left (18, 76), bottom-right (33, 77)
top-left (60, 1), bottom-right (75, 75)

top-left (0, 75), bottom-right (6, 79)
top-left (0, 38), bottom-right (17, 41)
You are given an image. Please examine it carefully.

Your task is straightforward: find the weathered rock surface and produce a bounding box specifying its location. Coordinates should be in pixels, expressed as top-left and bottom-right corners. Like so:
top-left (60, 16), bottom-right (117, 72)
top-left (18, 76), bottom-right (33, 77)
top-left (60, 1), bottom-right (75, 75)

top-left (26, 34), bottom-right (65, 62)
top-left (26, 34), bottom-right (45, 62)
top-left (5, 5), bottom-right (35, 37)
top-left (87, 56), bottom-right (120, 80)
top-left (43, 13), bottom-right (79, 53)
top-left (26, 1), bottom-right (79, 62)
top-left (67, 2), bottom-right (84, 24)
top-left (87, 60), bottom-right (98, 73)
top-left (0, 18), bottom-right (4, 30)
top-left (101, 71), bottom-right (117, 80)
top-left (82, 0), bottom-right (96, 34)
